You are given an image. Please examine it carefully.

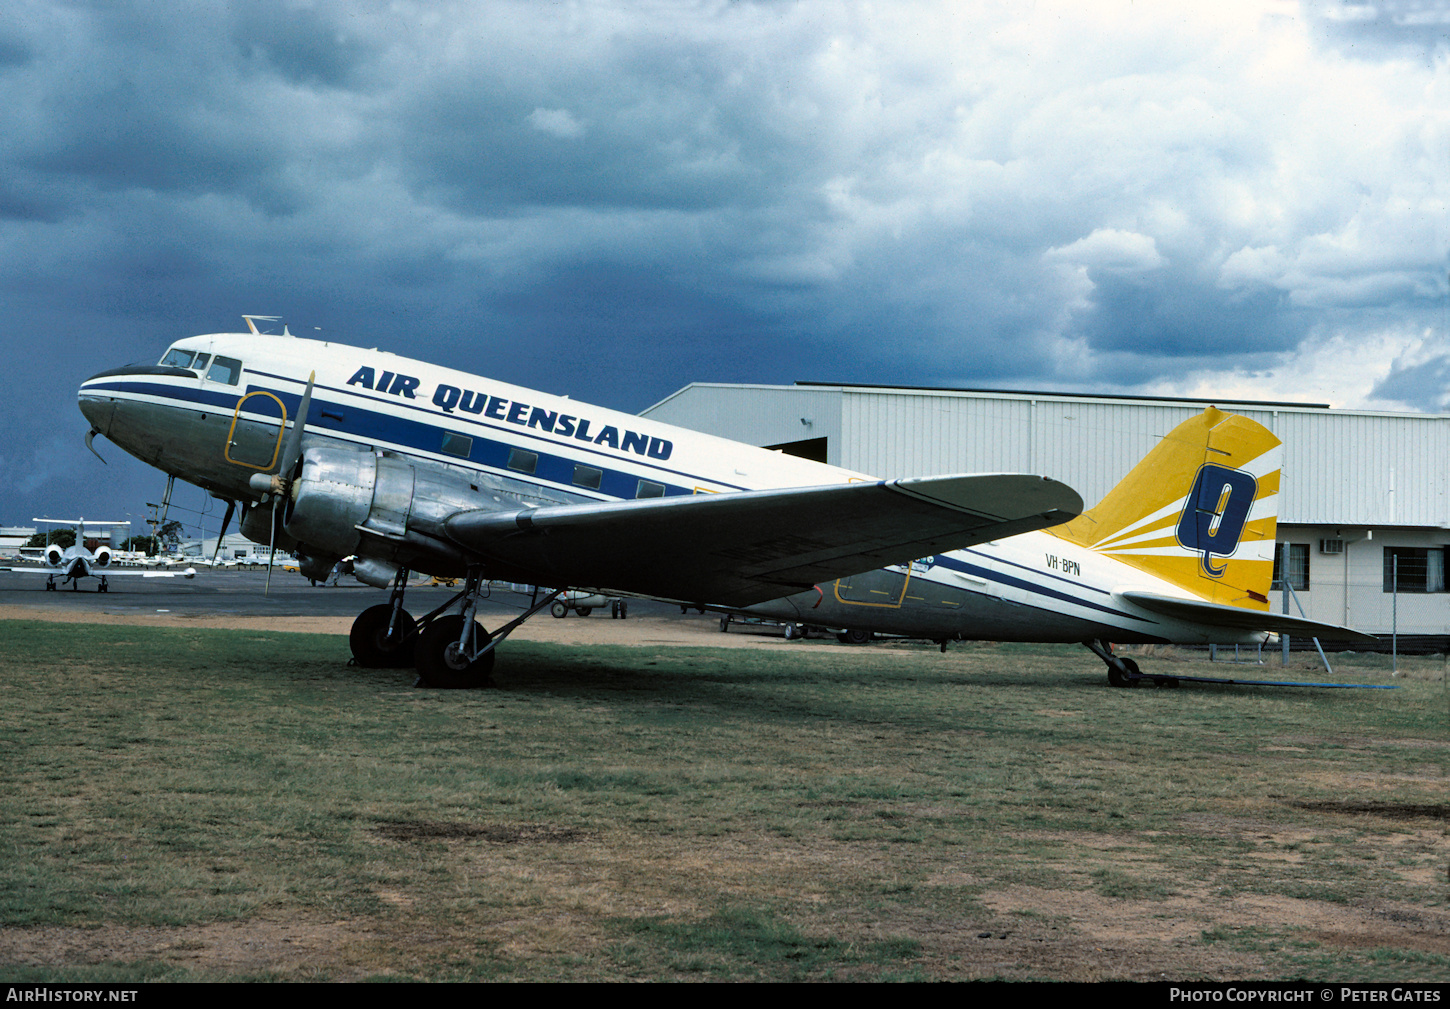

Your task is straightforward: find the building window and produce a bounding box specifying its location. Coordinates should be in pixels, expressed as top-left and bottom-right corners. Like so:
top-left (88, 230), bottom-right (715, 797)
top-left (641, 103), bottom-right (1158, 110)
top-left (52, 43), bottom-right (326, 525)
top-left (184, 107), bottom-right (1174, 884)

top-left (441, 432), bottom-right (472, 458)
top-left (1271, 544), bottom-right (1310, 592)
top-left (1383, 547), bottom-right (1445, 593)
top-left (636, 480), bottom-right (665, 499)
top-left (507, 448), bottom-right (538, 474)
top-left (572, 464), bottom-right (602, 490)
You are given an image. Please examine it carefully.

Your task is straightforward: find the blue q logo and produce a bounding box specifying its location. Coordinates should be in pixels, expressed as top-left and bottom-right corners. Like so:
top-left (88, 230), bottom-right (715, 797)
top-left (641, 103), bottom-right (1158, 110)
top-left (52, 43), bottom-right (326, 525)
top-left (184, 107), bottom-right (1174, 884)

top-left (1175, 464), bottom-right (1258, 577)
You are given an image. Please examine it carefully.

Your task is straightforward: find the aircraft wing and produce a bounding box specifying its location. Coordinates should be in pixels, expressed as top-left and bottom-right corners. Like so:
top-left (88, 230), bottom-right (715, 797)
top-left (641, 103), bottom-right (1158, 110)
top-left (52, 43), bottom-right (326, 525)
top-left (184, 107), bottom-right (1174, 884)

top-left (0, 567), bottom-right (196, 579)
top-left (1118, 591), bottom-right (1378, 644)
top-left (444, 473), bottom-right (1082, 607)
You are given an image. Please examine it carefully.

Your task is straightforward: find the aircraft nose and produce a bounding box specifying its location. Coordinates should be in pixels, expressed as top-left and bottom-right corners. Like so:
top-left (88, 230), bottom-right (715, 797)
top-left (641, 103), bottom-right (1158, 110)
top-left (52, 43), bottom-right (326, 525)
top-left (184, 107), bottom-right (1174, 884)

top-left (77, 377), bottom-right (114, 436)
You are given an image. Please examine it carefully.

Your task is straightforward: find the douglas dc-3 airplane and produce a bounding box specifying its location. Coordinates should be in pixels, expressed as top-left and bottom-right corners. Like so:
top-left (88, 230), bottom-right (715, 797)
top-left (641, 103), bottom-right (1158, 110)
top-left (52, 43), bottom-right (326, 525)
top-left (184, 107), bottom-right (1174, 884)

top-left (76, 320), bottom-right (1371, 687)
top-left (2, 518), bottom-right (196, 590)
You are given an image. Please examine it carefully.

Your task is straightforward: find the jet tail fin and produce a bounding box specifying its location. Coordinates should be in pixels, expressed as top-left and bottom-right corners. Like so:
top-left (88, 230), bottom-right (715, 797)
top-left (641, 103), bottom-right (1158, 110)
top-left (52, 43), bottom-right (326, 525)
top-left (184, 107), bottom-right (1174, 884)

top-left (1049, 406), bottom-right (1281, 610)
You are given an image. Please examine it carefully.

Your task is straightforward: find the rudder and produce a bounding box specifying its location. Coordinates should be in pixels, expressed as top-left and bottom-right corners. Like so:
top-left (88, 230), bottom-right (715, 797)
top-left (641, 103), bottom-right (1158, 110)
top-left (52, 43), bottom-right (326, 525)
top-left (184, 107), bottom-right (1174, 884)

top-left (1048, 407), bottom-right (1281, 609)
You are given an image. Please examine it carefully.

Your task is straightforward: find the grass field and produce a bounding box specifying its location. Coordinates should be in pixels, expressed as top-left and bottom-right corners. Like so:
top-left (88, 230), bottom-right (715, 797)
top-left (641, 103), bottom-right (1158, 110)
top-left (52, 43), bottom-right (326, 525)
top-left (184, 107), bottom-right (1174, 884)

top-left (0, 620), bottom-right (1445, 981)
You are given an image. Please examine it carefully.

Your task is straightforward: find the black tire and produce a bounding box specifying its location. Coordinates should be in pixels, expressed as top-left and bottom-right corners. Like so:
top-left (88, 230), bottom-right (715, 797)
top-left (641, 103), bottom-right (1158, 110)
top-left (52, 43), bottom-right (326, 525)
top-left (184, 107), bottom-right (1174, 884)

top-left (610, 600), bottom-right (620, 619)
top-left (415, 615), bottom-right (494, 689)
top-left (720, 615), bottom-right (730, 633)
top-left (618, 600), bottom-right (627, 619)
top-left (576, 606), bottom-right (592, 617)
top-left (551, 601), bottom-right (568, 618)
top-left (837, 628), bottom-right (872, 645)
top-left (1107, 656), bottom-right (1140, 688)
top-left (784, 623), bottom-right (802, 640)
top-left (349, 604), bottom-right (417, 668)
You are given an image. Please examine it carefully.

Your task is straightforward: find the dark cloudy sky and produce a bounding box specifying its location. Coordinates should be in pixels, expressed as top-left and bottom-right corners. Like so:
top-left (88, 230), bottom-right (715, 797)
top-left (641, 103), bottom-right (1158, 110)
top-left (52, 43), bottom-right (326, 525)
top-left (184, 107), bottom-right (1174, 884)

top-left (2, 0), bottom-right (1447, 536)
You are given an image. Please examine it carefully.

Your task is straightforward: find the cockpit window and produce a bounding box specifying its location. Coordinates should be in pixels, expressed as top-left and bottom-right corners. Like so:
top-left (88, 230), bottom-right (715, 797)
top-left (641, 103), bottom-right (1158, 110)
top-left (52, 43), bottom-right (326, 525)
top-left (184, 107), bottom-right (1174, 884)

top-left (192, 353), bottom-right (211, 371)
top-left (160, 348), bottom-right (195, 368)
top-left (206, 356), bottom-right (242, 386)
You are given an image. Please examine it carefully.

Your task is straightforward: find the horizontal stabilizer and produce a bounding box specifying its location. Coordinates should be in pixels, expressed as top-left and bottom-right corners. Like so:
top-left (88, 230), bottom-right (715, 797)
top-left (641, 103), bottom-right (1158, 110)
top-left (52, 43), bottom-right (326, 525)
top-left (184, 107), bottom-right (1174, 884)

top-left (446, 473), bottom-right (1083, 607)
top-left (1119, 591), bottom-right (1377, 644)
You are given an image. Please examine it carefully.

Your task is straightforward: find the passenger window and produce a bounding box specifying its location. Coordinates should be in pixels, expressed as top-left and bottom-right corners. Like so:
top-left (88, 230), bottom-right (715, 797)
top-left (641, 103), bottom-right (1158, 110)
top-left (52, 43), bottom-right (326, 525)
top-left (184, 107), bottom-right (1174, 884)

top-left (636, 480), bottom-right (665, 499)
top-left (573, 464), bottom-right (603, 490)
top-left (206, 356), bottom-right (242, 386)
top-left (441, 432), bottom-right (472, 458)
top-left (160, 348), bottom-right (194, 368)
top-left (507, 448), bottom-right (538, 475)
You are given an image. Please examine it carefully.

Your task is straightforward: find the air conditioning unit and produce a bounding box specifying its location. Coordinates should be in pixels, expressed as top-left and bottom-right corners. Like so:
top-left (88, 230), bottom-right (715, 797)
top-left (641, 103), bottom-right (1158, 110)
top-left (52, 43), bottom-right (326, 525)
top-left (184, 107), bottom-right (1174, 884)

top-left (1319, 538), bottom-right (1344, 555)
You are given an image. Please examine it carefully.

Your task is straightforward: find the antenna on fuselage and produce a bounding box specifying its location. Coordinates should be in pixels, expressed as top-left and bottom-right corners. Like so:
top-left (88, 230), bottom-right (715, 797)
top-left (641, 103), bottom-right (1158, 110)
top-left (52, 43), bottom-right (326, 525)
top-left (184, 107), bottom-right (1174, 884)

top-left (242, 315), bottom-right (281, 335)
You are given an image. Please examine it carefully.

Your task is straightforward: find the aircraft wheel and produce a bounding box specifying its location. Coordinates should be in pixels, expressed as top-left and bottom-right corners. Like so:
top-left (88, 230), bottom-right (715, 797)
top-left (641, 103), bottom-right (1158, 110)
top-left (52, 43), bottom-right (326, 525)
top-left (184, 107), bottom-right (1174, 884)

top-left (349, 604), bottom-right (417, 668)
top-left (611, 600), bottom-right (620, 619)
top-left (550, 601), bottom-right (568, 618)
top-left (720, 615), bottom-right (731, 633)
top-left (784, 623), bottom-right (802, 640)
top-left (837, 628), bottom-right (873, 645)
top-left (576, 606), bottom-right (592, 617)
top-left (1107, 657), bottom-right (1140, 688)
top-left (415, 615), bottom-right (494, 689)
top-left (618, 600), bottom-right (627, 619)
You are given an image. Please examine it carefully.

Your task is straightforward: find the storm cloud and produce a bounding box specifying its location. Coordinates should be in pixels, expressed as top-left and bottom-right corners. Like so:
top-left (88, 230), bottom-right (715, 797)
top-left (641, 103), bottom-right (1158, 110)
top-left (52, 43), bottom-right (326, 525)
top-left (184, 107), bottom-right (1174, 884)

top-left (2, 0), bottom-right (1446, 528)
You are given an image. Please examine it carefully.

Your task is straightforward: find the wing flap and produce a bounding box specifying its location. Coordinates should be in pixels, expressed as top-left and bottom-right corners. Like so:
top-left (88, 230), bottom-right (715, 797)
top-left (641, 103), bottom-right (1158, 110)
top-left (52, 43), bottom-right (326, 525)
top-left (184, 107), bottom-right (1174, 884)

top-left (445, 474), bottom-right (1082, 606)
top-left (1119, 590), bottom-right (1377, 643)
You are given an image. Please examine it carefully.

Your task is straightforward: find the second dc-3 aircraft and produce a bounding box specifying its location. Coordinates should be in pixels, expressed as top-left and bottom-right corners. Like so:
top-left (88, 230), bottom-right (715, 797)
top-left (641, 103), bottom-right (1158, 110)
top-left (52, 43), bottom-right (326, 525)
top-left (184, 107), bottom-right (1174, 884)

top-left (76, 318), bottom-right (1371, 687)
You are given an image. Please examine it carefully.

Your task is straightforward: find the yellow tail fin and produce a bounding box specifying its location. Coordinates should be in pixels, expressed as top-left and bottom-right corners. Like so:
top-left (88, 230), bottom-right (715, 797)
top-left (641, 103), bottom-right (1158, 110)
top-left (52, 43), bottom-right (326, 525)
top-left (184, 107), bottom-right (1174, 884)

top-left (1048, 407), bottom-right (1281, 609)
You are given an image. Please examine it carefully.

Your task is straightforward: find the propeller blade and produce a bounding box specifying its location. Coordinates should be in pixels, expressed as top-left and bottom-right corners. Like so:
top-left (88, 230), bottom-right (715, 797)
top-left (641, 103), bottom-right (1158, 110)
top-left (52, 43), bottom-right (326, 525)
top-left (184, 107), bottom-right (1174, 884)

top-left (263, 371), bottom-right (312, 597)
top-left (265, 498), bottom-right (277, 595)
top-left (84, 429), bottom-right (107, 464)
top-left (211, 500), bottom-right (236, 566)
top-left (278, 371), bottom-right (315, 479)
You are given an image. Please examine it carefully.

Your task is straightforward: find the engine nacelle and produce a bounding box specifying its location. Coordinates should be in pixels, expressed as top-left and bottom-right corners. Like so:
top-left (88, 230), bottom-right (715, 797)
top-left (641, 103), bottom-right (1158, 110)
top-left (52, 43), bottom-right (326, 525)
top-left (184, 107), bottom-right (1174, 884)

top-left (93, 546), bottom-right (112, 568)
top-left (239, 501), bottom-right (298, 552)
top-left (283, 446), bottom-right (484, 577)
top-left (44, 544), bottom-right (63, 567)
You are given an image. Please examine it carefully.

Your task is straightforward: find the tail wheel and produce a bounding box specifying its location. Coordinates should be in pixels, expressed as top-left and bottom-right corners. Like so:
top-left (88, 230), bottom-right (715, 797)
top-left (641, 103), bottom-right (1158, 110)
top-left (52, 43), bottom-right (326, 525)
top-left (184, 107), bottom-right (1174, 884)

top-left (349, 604), bottom-right (418, 668)
top-left (1107, 656), bottom-right (1140, 688)
top-left (415, 615), bottom-right (494, 689)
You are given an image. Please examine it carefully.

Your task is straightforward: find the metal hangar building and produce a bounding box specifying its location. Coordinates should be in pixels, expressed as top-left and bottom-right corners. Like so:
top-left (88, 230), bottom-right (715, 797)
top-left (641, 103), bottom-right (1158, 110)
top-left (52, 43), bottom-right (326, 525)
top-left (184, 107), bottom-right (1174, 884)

top-left (641, 382), bottom-right (1450, 642)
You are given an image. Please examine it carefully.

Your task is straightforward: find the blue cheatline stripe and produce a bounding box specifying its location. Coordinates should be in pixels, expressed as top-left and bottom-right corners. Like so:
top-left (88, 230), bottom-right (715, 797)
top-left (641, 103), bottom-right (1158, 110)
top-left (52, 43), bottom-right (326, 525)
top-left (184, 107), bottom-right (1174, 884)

top-left (84, 377), bottom-right (740, 501)
top-left (929, 553), bottom-right (1155, 624)
top-left (958, 545), bottom-right (1114, 597)
top-left (242, 368), bottom-right (751, 492)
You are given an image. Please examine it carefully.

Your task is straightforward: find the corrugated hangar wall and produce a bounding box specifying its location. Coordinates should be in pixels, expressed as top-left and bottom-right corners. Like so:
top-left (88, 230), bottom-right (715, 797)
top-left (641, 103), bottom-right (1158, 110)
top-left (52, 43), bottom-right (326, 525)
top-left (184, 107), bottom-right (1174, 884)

top-left (643, 384), bottom-right (1450, 528)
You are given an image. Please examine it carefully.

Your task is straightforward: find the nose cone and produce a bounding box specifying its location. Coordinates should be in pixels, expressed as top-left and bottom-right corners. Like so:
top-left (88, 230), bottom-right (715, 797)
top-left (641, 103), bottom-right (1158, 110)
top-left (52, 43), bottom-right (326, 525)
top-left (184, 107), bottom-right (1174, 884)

top-left (78, 373), bottom-right (115, 435)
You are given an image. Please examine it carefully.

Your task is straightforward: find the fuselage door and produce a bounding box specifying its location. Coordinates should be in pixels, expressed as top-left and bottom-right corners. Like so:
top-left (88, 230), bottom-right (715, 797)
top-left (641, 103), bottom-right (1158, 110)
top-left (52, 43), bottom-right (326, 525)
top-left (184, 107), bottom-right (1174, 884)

top-left (226, 391), bottom-right (286, 470)
top-left (833, 564), bottom-right (911, 608)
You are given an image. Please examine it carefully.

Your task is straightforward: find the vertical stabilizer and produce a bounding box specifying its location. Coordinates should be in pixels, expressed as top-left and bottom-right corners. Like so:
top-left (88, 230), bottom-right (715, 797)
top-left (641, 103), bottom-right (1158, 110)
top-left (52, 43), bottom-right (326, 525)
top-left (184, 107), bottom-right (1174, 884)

top-left (1048, 407), bottom-right (1281, 609)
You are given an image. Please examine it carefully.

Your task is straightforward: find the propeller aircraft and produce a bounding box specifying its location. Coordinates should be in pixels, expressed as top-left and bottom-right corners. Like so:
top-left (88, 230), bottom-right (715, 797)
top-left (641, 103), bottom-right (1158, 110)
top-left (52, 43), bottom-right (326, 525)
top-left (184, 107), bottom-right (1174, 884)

top-left (76, 318), bottom-right (1370, 687)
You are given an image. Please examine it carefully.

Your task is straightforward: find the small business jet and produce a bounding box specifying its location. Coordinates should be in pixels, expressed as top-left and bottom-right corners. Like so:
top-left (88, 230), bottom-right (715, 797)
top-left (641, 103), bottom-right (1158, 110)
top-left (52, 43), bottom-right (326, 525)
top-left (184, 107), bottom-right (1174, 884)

top-left (76, 319), bottom-right (1368, 686)
top-left (2, 519), bottom-right (196, 591)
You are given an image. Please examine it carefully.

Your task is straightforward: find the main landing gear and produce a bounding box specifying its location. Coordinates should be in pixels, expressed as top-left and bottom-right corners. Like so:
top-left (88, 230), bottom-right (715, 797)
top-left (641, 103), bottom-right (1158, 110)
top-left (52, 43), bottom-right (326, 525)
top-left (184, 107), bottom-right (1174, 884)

top-left (1084, 639), bottom-right (1178, 689)
top-left (347, 567), bottom-right (562, 689)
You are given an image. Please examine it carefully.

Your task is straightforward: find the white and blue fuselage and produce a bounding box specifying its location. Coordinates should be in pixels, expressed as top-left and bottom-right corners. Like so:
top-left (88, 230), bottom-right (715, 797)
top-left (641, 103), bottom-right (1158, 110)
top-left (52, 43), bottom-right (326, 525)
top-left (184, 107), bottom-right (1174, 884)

top-left (78, 331), bottom-right (1264, 646)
